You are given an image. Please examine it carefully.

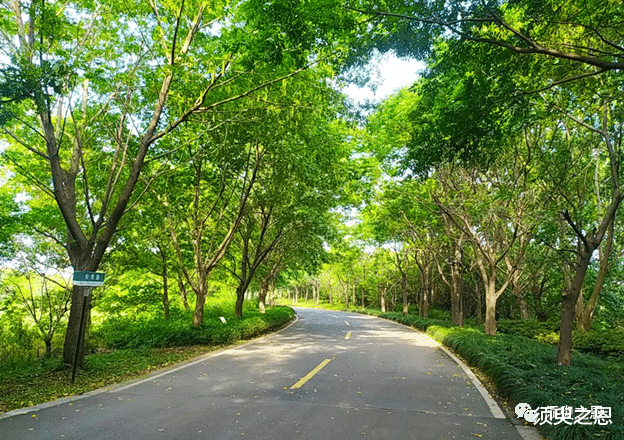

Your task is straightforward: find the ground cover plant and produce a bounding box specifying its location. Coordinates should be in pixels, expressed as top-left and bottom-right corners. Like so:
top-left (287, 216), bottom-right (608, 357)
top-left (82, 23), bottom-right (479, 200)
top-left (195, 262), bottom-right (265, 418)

top-left (364, 310), bottom-right (623, 440)
top-left (0, 305), bottom-right (294, 413)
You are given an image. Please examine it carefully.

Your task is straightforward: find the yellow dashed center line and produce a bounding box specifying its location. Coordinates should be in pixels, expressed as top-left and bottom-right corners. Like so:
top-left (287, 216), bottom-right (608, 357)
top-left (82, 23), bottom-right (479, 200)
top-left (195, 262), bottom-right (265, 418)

top-left (290, 358), bottom-right (333, 389)
top-left (345, 331), bottom-right (352, 340)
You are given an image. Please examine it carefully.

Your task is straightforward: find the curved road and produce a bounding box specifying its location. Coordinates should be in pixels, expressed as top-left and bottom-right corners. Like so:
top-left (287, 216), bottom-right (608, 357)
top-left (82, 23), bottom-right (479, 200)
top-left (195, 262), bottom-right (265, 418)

top-left (1, 308), bottom-right (524, 439)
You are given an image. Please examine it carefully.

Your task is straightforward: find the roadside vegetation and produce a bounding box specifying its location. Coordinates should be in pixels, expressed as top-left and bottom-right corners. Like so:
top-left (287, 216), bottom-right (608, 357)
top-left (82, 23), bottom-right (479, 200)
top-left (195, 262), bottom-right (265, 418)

top-left (0, 303), bottom-right (294, 414)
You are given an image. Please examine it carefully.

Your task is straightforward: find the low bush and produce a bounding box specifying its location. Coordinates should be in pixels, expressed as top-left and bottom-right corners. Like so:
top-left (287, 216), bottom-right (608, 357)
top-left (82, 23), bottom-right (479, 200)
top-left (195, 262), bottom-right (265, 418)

top-left (92, 306), bottom-right (295, 350)
top-left (496, 319), bottom-right (560, 339)
top-left (495, 319), bottom-right (624, 362)
top-left (572, 328), bottom-right (624, 362)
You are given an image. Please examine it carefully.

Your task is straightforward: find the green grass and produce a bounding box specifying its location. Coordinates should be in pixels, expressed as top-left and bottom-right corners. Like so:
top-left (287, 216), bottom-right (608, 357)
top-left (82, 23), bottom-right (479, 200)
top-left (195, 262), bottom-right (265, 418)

top-left (363, 310), bottom-right (623, 440)
top-left (0, 306), bottom-right (295, 413)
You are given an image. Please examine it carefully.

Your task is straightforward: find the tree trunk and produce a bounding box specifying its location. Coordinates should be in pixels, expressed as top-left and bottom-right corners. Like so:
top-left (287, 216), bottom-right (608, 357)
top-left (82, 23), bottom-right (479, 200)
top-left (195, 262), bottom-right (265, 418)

top-left (379, 285), bottom-right (387, 313)
top-left (474, 283), bottom-right (482, 325)
top-left (162, 257), bottom-right (170, 320)
top-left (483, 279), bottom-right (498, 336)
top-left (450, 236), bottom-right (464, 326)
top-left (516, 292), bottom-right (529, 320)
top-left (193, 291), bottom-right (206, 327)
top-left (192, 275), bottom-right (209, 327)
top-left (63, 285), bottom-right (93, 366)
top-left (558, 250), bottom-right (592, 365)
top-left (258, 276), bottom-right (270, 314)
top-left (234, 285), bottom-right (245, 318)
top-left (177, 271), bottom-right (190, 311)
top-left (576, 219), bottom-right (614, 332)
top-left (421, 287), bottom-right (429, 318)
top-left (401, 273), bottom-right (408, 316)
top-left (269, 275), bottom-right (277, 310)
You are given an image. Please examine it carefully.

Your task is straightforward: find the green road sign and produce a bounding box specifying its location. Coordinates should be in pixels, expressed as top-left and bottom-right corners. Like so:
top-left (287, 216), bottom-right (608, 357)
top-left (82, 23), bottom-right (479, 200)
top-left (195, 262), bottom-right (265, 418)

top-left (73, 271), bottom-right (106, 287)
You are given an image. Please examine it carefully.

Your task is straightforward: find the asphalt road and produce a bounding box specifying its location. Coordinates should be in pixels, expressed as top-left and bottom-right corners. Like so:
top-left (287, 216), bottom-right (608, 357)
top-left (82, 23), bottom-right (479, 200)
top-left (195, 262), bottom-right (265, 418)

top-left (1, 308), bottom-right (524, 440)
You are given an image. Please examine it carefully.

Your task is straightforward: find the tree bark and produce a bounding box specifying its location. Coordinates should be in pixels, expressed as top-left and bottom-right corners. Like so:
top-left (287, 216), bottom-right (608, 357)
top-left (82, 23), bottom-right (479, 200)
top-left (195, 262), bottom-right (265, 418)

top-left (161, 248), bottom-right (170, 319)
top-left (258, 275), bottom-right (270, 314)
top-left (379, 285), bottom-right (387, 313)
top-left (558, 249), bottom-right (592, 365)
top-left (576, 219), bottom-right (615, 332)
top-left (450, 236), bottom-right (464, 327)
top-left (177, 271), bottom-right (190, 311)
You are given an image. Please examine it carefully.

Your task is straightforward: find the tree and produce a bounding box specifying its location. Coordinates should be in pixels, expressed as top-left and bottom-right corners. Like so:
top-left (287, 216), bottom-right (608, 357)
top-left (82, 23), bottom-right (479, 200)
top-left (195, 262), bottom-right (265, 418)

top-left (1, 235), bottom-right (72, 356)
top-left (0, 0), bottom-right (345, 365)
top-left (350, 0), bottom-right (624, 364)
top-left (347, 0), bottom-right (624, 80)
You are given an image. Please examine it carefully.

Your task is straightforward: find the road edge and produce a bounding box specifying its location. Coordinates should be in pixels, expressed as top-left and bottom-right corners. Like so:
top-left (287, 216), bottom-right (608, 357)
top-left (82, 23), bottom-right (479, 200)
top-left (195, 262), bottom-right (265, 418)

top-left (346, 310), bottom-right (545, 440)
top-left (0, 314), bottom-right (300, 421)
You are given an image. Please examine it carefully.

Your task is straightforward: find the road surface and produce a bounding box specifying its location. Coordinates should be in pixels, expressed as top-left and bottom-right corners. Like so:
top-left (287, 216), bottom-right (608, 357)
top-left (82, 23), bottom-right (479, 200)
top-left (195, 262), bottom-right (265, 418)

top-left (1, 308), bottom-right (525, 439)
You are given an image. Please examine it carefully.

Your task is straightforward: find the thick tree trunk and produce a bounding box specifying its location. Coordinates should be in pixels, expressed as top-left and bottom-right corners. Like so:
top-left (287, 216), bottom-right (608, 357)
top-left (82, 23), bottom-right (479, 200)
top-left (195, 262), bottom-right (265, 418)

top-left (63, 285), bottom-right (92, 366)
top-left (483, 280), bottom-right (498, 336)
top-left (511, 268), bottom-right (529, 320)
top-left (421, 287), bottom-right (429, 318)
top-left (63, 242), bottom-right (98, 366)
top-left (516, 292), bottom-right (529, 320)
top-left (558, 251), bottom-right (592, 365)
top-left (258, 276), bottom-right (269, 314)
top-left (531, 275), bottom-right (548, 322)
top-left (193, 291), bottom-right (206, 327)
top-left (234, 285), bottom-right (245, 318)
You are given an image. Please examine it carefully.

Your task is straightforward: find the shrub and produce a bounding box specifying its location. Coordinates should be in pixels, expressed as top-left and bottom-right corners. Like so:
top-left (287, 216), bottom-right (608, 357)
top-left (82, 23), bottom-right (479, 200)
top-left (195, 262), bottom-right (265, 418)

top-left (427, 307), bottom-right (452, 321)
top-left (496, 319), bottom-right (560, 339)
top-left (572, 328), bottom-right (624, 362)
top-left (92, 306), bottom-right (295, 350)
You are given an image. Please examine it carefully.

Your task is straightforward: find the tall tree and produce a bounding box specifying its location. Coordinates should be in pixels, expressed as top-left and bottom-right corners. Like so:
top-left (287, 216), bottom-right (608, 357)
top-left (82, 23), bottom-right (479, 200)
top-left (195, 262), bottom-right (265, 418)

top-left (0, 0), bottom-right (345, 365)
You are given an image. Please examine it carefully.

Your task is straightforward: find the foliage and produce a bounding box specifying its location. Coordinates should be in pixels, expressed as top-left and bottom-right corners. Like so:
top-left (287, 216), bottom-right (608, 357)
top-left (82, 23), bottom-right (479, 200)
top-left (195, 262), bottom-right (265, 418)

top-left (496, 319), bottom-right (561, 340)
top-left (572, 329), bottom-right (624, 363)
top-left (92, 304), bottom-right (294, 350)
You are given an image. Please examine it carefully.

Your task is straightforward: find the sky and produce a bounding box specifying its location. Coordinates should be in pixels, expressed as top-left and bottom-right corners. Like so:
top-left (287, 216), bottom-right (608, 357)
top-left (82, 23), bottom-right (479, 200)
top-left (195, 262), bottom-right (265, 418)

top-left (340, 51), bottom-right (425, 107)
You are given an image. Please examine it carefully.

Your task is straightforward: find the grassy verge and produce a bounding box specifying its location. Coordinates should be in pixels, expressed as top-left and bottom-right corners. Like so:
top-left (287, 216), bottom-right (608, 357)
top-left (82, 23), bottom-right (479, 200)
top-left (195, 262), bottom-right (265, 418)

top-left (360, 310), bottom-right (623, 440)
top-left (0, 306), bottom-right (295, 414)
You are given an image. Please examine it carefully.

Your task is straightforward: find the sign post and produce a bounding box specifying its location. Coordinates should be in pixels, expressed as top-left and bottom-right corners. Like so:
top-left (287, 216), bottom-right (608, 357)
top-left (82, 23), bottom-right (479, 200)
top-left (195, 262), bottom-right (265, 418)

top-left (71, 271), bottom-right (105, 383)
